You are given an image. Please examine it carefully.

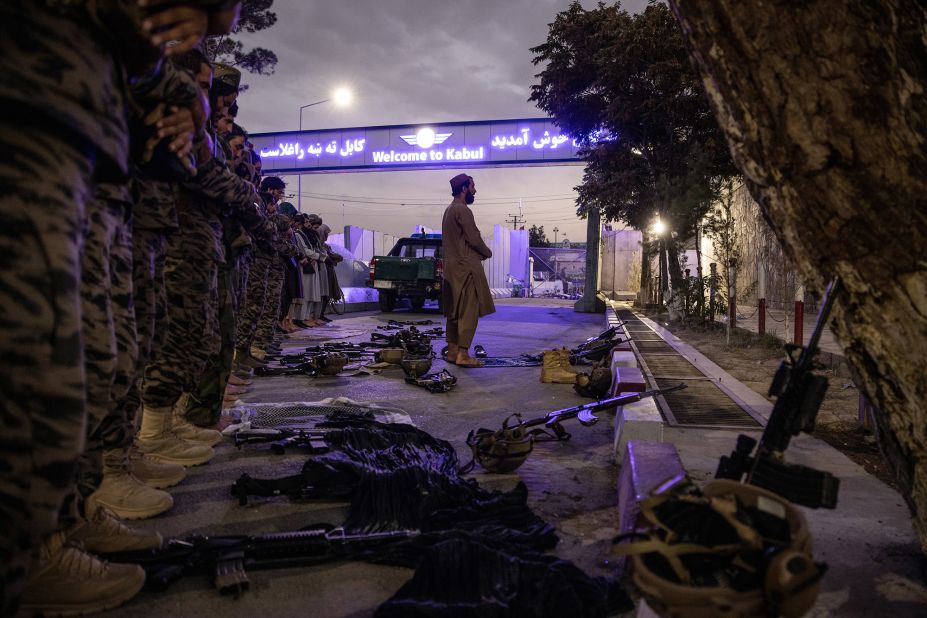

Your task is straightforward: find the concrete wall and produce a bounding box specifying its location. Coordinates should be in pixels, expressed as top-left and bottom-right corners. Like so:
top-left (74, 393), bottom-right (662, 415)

top-left (482, 225), bottom-right (529, 290)
top-left (600, 228), bottom-right (643, 295)
top-left (343, 225), bottom-right (399, 263)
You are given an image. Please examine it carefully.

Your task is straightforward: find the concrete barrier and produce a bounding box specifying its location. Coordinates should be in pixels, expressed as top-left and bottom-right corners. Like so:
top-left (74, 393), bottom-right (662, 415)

top-left (614, 396), bottom-right (664, 460)
top-left (616, 441), bottom-right (686, 574)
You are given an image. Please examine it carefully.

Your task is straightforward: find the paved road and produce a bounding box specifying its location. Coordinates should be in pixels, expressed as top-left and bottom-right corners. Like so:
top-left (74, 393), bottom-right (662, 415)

top-left (110, 299), bottom-right (618, 617)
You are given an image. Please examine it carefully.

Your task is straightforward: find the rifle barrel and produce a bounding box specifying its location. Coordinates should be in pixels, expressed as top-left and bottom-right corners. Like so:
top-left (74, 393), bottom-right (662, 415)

top-left (799, 278), bottom-right (841, 366)
top-left (521, 384), bottom-right (684, 429)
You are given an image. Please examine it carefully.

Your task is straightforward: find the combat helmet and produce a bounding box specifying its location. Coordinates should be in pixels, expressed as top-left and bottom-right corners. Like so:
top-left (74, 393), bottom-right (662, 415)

top-left (613, 475), bottom-right (823, 618)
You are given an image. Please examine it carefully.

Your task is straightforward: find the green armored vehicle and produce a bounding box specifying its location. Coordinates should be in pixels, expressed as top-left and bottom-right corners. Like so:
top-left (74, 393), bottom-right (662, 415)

top-left (367, 233), bottom-right (443, 312)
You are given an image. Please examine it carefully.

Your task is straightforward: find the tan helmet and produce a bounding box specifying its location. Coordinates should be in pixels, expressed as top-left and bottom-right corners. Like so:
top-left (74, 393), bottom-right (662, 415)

top-left (613, 477), bottom-right (823, 618)
top-left (461, 415), bottom-right (536, 474)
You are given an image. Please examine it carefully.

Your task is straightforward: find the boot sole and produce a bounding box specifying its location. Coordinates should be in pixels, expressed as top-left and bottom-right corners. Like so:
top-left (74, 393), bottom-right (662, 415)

top-left (137, 473), bottom-right (186, 489)
top-left (19, 571), bottom-right (145, 616)
top-left (174, 434), bottom-right (223, 447)
top-left (142, 451), bottom-right (215, 467)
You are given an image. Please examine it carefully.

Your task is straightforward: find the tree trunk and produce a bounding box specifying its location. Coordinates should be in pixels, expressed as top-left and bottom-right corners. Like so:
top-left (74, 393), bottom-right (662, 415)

top-left (664, 233), bottom-right (685, 288)
top-left (695, 223), bottom-right (704, 319)
top-left (639, 230), bottom-right (653, 306)
top-left (668, 1), bottom-right (927, 551)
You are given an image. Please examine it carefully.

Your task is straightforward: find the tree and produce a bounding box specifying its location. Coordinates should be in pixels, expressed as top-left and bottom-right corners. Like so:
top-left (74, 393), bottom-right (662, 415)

top-left (528, 225), bottom-right (550, 248)
top-left (702, 178), bottom-right (742, 339)
top-left (205, 0), bottom-right (279, 76)
top-left (530, 1), bottom-right (736, 294)
top-left (666, 0), bottom-right (927, 552)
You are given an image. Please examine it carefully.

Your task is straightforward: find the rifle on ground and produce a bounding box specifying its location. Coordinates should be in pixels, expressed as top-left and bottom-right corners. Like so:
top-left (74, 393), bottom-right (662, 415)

top-left (716, 278), bottom-right (842, 509)
top-left (107, 527), bottom-right (418, 596)
top-left (234, 428), bottom-right (332, 454)
top-left (462, 384), bottom-right (686, 473)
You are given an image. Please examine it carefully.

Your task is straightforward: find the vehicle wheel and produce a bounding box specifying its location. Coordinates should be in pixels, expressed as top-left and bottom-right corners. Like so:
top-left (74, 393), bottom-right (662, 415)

top-left (378, 291), bottom-right (396, 312)
top-left (410, 297), bottom-right (425, 311)
top-left (330, 296), bottom-right (346, 315)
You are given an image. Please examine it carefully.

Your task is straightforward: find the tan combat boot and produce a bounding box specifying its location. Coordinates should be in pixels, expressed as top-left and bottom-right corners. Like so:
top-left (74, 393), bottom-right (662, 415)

top-left (127, 446), bottom-right (186, 489)
top-left (136, 403), bottom-right (214, 466)
top-left (19, 532), bottom-right (145, 616)
top-left (171, 393), bottom-right (223, 446)
top-left (87, 451), bottom-right (173, 520)
top-left (540, 348), bottom-right (579, 384)
top-left (66, 506), bottom-right (162, 554)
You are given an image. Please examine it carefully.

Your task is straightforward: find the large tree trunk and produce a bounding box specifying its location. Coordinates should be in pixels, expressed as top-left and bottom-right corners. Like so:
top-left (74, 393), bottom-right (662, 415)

top-left (668, 1), bottom-right (927, 550)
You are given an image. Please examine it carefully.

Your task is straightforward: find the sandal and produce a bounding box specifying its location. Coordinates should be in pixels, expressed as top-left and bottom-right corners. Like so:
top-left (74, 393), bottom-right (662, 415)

top-left (473, 345), bottom-right (487, 358)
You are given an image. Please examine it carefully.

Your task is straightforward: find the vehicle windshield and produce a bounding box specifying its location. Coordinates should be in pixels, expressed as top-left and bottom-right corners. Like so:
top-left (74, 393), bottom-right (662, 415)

top-left (401, 244), bottom-right (442, 258)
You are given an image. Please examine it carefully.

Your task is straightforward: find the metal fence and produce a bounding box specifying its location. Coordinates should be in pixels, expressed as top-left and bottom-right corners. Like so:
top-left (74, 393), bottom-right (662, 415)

top-left (528, 247), bottom-right (586, 299)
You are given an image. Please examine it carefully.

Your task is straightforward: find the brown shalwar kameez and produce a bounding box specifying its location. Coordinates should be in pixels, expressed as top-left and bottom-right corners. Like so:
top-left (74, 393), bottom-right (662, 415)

top-left (441, 197), bottom-right (495, 350)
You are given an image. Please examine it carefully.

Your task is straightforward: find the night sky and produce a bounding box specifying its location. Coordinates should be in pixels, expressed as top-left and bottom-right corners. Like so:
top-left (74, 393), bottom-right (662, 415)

top-left (235, 0), bottom-right (649, 241)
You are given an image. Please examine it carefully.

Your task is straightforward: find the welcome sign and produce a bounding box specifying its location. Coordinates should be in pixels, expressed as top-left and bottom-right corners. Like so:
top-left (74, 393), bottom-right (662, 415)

top-left (250, 118), bottom-right (583, 174)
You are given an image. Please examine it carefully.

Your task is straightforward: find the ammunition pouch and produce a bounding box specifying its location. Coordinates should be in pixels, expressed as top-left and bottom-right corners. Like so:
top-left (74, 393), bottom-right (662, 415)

top-left (574, 365), bottom-right (613, 399)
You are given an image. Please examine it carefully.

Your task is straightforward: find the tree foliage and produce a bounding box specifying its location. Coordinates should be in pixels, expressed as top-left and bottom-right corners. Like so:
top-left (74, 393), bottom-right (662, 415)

top-left (528, 225), bottom-right (550, 247)
top-left (205, 0), bottom-right (279, 75)
top-left (530, 1), bottom-right (736, 283)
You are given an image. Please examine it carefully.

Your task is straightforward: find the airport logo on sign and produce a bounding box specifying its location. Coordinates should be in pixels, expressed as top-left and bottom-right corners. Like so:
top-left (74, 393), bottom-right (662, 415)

top-left (399, 128), bottom-right (453, 150)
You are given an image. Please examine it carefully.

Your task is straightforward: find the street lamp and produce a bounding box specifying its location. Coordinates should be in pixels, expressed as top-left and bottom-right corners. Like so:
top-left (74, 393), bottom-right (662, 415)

top-left (652, 217), bottom-right (666, 236)
top-left (298, 87), bottom-right (354, 131)
top-left (297, 87), bottom-right (354, 210)
top-left (553, 227), bottom-right (559, 244)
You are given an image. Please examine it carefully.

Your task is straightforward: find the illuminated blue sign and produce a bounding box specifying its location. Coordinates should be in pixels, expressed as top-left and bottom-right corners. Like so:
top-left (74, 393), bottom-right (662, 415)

top-left (249, 119), bottom-right (583, 174)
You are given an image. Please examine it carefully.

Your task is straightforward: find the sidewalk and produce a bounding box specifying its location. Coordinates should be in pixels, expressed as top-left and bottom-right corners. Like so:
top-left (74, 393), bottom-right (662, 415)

top-left (734, 304), bottom-right (844, 357)
top-left (610, 302), bottom-right (926, 617)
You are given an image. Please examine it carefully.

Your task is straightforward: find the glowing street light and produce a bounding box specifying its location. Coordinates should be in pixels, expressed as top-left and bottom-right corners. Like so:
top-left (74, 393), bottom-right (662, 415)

top-left (297, 87), bottom-right (355, 209)
top-left (652, 217), bottom-right (666, 236)
top-left (332, 87), bottom-right (353, 107)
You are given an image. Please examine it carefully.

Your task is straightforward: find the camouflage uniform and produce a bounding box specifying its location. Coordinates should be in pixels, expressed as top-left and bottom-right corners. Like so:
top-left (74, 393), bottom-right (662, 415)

top-left (182, 155), bottom-right (262, 425)
top-left (57, 185), bottom-right (137, 525)
top-left (236, 205), bottom-right (277, 355)
top-left (253, 214), bottom-right (297, 350)
top-left (141, 187), bottom-right (223, 408)
top-left (121, 175), bottom-right (178, 420)
top-left (69, 57), bottom-right (198, 517)
top-left (0, 1), bottom-right (139, 611)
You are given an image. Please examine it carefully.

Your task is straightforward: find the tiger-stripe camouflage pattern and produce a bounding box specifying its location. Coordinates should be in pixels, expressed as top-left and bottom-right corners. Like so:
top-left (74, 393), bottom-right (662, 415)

top-left (0, 117), bottom-right (95, 614)
top-left (60, 188), bottom-right (137, 525)
top-left (118, 226), bottom-right (169, 421)
top-left (95, 199), bottom-right (137, 451)
top-left (71, 193), bottom-right (123, 509)
top-left (236, 250), bottom-right (273, 355)
top-left (141, 196), bottom-right (221, 409)
top-left (186, 260), bottom-right (238, 426)
top-left (253, 256), bottom-right (286, 350)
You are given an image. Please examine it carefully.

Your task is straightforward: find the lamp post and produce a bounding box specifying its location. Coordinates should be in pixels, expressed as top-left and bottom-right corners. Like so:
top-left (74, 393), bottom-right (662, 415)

top-left (296, 88), bottom-right (353, 211)
top-left (553, 227), bottom-right (559, 244)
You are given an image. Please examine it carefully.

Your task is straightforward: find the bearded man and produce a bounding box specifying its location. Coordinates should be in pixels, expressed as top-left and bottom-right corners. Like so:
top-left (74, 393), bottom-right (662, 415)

top-left (441, 174), bottom-right (495, 367)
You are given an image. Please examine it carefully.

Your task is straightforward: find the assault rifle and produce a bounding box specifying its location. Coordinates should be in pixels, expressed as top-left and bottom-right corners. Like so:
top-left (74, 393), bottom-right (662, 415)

top-left (107, 527), bottom-right (418, 596)
top-left (234, 428), bottom-right (332, 454)
top-left (716, 279), bottom-right (841, 509)
top-left (462, 384), bottom-right (686, 473)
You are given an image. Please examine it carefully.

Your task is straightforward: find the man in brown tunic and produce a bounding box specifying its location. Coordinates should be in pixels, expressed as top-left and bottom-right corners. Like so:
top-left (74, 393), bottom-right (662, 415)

top-left (442, 174), bottom-right (495, 367)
